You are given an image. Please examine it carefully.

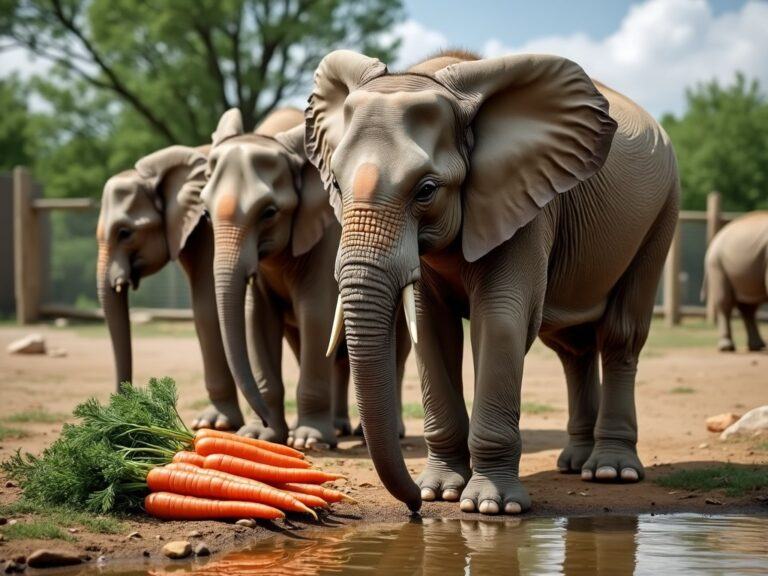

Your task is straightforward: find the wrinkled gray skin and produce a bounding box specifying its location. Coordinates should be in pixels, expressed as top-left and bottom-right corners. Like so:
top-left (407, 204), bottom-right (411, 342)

top-left (202, 107), bottom-right (410, 449)
top-left (96, 145), bottom-right (244, 430)
top-left (305, 50), bottom-right (679, 514)
top-left (703, 211), bottom-right (768, 352)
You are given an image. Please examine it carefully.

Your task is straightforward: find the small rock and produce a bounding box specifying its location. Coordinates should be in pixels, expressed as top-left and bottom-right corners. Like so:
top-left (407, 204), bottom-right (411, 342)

top-left (67, 528), bottom-right (79, 534)
top-left (706, 413), bottom-right (741, 433)
top-left (126, 531), bottom-right (141, 539)
top-left (698, 443), bottom-right (709, 449)
top-left (4, 481), bottom-right (16, 489)
top-left (97, 555), bottom-right (107, 564)
top-left (142, 550), bottom-right (150, 557)
top-left (84, 545), bottom-right (100, 552)
top-left (162, 541), bottom-right (192, 560)
top-left (194, 543), bottom-right (210, 557)
top-left (154, 535), bottom-right (164, 541)
top-left (235, 519), bottom-right (257, 528)
top-left (567, 490), bottom-right (575, 495)
top-left (721, 406), bottom-right (768, 440)
top-left (7, 520), bottom-right (17, 526)
top-left (6, 334), bottom-right (46, 355)
top-left (358, 482), bottom-right (374, 488)
top-left (47, 347), bottom-right (68, 358)
top-left (53, 317), bottom-right (69, 328)
top-left (27, 549), bottom-right (83, 568)
top-left (4, 561), bottom-right (25, 573)
top-left (705, 497), bottom-right (723, 505)
top-left (0, 518), bottom-right (6, 525)
top-left (187, 530), bottom-right (202, 538)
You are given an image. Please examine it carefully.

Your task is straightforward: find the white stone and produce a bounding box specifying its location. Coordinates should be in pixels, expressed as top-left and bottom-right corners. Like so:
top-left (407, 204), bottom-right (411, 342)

top-left (6, 333), bottom-right (46, 355)
top-left (720, 405), bottom-right (768, 440)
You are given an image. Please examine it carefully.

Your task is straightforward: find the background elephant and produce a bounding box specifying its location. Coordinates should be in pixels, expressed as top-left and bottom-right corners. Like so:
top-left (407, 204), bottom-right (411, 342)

top-left (96, 145), bottom-right (243, 430)
top-left (202, 107), bottom-right (411, 448)
top-left (703, 211), bottom-right (768, 352)
top-left (304, 49), bottom-right (679, 514)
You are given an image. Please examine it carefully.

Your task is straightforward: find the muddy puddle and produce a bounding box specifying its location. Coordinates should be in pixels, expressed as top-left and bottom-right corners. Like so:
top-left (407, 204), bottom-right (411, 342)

top-left (57, 514), bottom-right (768, 575)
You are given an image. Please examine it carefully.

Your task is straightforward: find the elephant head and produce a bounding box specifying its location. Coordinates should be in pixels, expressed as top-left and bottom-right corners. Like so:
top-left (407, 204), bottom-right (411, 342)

top-left (202, 108), bottom-right (333, 426)
top-left (305, 50), bottom-right (616, 509)
top-left (96, 145), bottom-right (207, 389)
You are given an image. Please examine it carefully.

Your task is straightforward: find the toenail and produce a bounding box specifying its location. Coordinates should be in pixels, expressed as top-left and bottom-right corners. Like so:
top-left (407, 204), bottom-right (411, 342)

top-left (620, 468), bottom-right (639, 482)
top-left (581, 470), bottom-right (593, 480)
top-left (442, 489), bottom-right (459, 501)
top-left (478, 500), bottom-right (499, 515)
top-left (460, 499), bottom-right (475, 512)
top-left (595, 466), bottom-right (617, 480)
top-left (421, 488), bottom-right (436, 501)
top-left (504, 502), bottom-right (522, 514)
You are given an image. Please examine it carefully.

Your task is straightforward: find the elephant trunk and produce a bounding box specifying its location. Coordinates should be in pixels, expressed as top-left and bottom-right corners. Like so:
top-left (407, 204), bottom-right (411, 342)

top-left (213, 224), bottom-right (271, 425)
top-left (97, 242), bottom-right (132, 391)
top-left (339, 263), bottom-right (421, 511)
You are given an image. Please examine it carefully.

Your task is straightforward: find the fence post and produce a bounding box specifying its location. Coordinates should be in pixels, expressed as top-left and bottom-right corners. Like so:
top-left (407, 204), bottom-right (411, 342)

top-left (705, 191), bottom-right (722, 324)
top-left (13, 167), bottom-right (41, 324)
top-left (663, 220), bottom-right (681, 326)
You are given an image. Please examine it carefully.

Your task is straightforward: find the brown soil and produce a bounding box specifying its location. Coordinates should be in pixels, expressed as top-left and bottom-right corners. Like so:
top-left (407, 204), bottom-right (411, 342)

top-left (0, 320), bottom-right (766, 566)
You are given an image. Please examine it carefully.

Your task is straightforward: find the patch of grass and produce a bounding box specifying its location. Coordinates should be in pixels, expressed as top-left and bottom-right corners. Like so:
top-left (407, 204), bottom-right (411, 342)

top-left (521, 402), bottom-right (556, 415)
top-left (754, 440), bottom-right (768, 452)
top-left (0, 520), bottom-right (73, 541)
top-left (670, 386), bottom-right (695, 394)
top-left (656, 465), bottom-right (768, 497)
top-left (402, 403), bottom-right (424, 419)
top-left (0, 501), bottom-right (125, 535)
top-left (3, 408), bottom-right (68, 424)
top-left (0, 424), bottom-right (29, 441)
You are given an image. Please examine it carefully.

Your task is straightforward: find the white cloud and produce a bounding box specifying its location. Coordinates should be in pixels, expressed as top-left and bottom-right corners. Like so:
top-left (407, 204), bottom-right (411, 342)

top-left (481, 0), bottom-right (768, 117)
top-left (386, 20), bottom-right (449, 70)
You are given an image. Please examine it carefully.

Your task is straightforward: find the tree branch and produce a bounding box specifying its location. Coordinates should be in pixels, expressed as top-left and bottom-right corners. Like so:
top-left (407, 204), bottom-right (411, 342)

top-left (192, 21), bottom-right (231, 110)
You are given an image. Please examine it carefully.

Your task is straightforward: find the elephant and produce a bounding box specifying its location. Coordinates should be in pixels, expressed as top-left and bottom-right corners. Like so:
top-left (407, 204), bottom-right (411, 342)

top-left (96, 144), bottom-right (244, 431)
top-left (703, 211), bottom-right (768, 352)
top-left (201, 107), bottom-right (411, 448)
top-left (304, 49), bottom-right (679, 514)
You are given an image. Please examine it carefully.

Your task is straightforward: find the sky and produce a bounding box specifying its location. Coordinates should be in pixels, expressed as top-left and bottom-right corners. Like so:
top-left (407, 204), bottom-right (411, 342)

top-left (1, 0), bottom-right (766, 118)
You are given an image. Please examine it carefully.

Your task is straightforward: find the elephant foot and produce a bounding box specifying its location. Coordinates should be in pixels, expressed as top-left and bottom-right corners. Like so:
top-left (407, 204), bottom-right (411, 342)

top-left (581, 439), bottom-right (644, 483)
top-left (288, 416), bottom-right (338, 450)
top-left (352, 418), bottom-right (405, 439)
top-left (417, 457), bottom-right (471, 502)
top-left (718, 338), bottom-right (736, 352)
top-left (334, 416), bottom-right (353, 437)
top-left (747, 340), bottom-right (766, 352)
top-left (237, 420), bottom-right (289, 444)
top-left (557, 437), bottom-right (595, 473)
top-left (191, 398), bottom-right (244, 431)
top-left (459, 470), bottom-right (531, 515)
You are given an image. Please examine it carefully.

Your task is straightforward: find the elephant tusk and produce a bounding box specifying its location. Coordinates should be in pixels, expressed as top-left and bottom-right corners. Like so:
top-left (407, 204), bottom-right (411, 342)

top-left (115, 284), bottom-right (122, 293)
top-left (326, 295), bottom-right (345, 358)
top-left (247, 276), bottom-right (254, 287)
top-left (402, 283), bottom-right (418, 345)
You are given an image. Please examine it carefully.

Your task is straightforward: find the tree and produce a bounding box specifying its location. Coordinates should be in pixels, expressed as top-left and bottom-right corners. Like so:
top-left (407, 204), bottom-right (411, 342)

top-left (662, 73), bottom-right (768, 212)
top-left (0, 0), bottom-right (403, 146)
top-left (0, 75), bottom-right (33, 171)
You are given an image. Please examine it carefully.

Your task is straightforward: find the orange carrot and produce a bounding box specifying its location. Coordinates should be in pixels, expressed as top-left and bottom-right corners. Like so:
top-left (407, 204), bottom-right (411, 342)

top-left (166, 463), bottom-right (329, 509)
top-left (194, 436), bottom-right (310, 469)
top-left (204, 454), bottom-right (345, 485)
top-left (146, 467), bottom-right (316, 518)
top-left (172, 451), bottom-right (204, 467)
top-left (195, 428), bottom-right (304, 459)
top-left (271, 482), bottom-right (357, 504)
top-left (144, 492), bottom-right (284, 520)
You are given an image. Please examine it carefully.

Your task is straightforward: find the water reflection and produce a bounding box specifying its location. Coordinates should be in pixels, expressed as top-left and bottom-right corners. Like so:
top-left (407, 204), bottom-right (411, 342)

top-left (141, 514), bottom-right (766, 576)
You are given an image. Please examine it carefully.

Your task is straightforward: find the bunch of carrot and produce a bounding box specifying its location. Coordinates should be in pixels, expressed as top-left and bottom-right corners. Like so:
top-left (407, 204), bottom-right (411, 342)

top-left (144, 428), bottom-right (353, 521)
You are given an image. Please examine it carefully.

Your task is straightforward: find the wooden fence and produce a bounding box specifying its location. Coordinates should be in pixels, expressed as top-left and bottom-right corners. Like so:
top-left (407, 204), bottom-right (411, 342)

top-left (7, 167), bottom-right (752, 326)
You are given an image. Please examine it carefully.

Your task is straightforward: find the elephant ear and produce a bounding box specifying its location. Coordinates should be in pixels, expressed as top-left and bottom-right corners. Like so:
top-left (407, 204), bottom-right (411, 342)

top-left (212, 108), bottom-right (245, 147)
top-left (305, 50), bottom-right (387, 217)
top-left (135, 145), bottom-right (208, 260)
top-left (277, 124), bottom-right (335, 257)
top-left (435, 54), bottom-right (618, 262)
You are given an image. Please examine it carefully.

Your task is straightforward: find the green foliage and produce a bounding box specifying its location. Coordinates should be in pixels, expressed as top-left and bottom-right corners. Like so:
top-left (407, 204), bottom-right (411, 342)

top-left (656, 465), bottom-right (768, 497)
top-left (670, 386), bottom-right (695, 394)
top-left (0, 520), bottom-right (74, 541)
top-left (0, 74), bottom-right (33, 171)
top-left (521, 402), bottom-right (555, 415)
top-left (1, 377), bottom-right (193, 514)
top-left (3, 408), bottom-right (68, 423)
top-left (662, 73), bottom-right (768, 211)
top-left (0, 501), bottom-right (125, 535)
top-left (0, 424), bottom-right (29, 441)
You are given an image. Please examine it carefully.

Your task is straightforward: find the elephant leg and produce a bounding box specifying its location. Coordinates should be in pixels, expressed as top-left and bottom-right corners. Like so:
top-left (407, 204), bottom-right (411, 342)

top-left (415, 279), bottom-right (470, 503)
top-left (737, 302), bottom-right (766, 352)
top-left (238, 282), bottom-right (289, 442)
top-left (179, 225), bottom-right (243, 431)
top-left (288, 300), bottom-right (338, 450)
top-left (583, 198), bottom-right (675, 483)
top-left (541, 325), bottom-right (600, 473)
top-left (709, 264), bottom-right (736, 351)
top-left (283, 325), bottom-right (301, 432)
top-left (332, 343), bottom-right (353, 437)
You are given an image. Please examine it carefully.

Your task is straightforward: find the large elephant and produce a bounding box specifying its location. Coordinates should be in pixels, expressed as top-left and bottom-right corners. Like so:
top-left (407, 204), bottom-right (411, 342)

top-left (96, 145), bottom-right (244, 430)
top-left (202, 107), bottom-right (411, 448)
top-left (304, 50), bottom-right (679, 514)
top-left (703, 211), bottom-right (768, 352)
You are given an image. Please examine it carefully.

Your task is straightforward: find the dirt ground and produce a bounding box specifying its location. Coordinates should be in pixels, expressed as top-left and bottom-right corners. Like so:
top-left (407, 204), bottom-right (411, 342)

top-left (0, 318), bottom-right (766, 566)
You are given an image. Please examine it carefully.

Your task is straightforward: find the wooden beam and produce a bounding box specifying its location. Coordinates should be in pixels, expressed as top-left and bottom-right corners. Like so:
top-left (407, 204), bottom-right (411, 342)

top-left (705, 192), bottom-right (722, 324)
top-left (13, 167), bottom-right (40, 324)
top-left (32, 198), bottom-right (96, 211)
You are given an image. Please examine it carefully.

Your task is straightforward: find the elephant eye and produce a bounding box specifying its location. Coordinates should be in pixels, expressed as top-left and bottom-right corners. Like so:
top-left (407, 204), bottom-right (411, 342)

top-left (117, 227), bottom-right (133, 242)
top-left (414, 179), bottom-right (439, 204)
top-left (331, 177), bottom-right (341, 192)
top-left (261, 205), bottom-right (278, 222)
